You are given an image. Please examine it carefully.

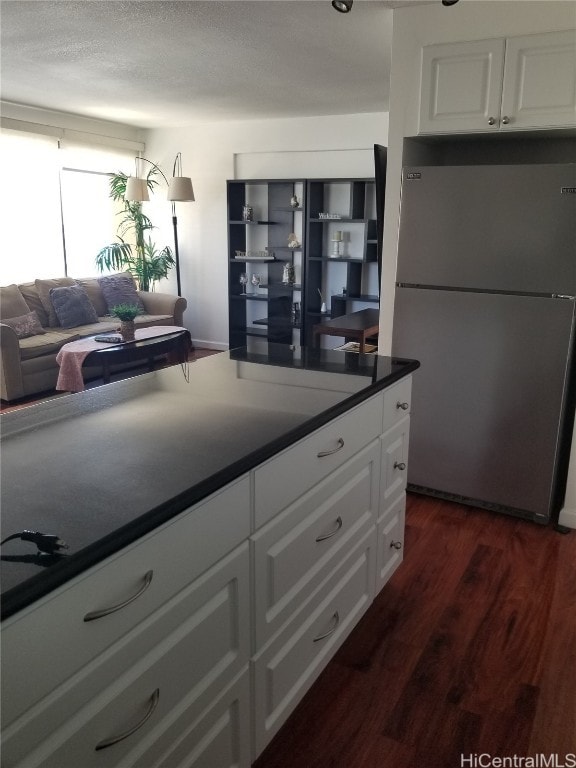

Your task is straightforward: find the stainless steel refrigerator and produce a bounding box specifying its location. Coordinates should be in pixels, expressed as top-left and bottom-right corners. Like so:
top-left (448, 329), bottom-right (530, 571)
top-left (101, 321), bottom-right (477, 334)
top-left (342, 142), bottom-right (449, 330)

top-left (392, 163), bottom-right (576, 524)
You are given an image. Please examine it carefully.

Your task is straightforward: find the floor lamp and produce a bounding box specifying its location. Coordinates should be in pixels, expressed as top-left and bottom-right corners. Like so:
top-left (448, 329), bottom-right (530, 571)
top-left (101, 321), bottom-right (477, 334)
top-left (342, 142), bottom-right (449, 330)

top-left (125, 153), bottom-right (194, 296)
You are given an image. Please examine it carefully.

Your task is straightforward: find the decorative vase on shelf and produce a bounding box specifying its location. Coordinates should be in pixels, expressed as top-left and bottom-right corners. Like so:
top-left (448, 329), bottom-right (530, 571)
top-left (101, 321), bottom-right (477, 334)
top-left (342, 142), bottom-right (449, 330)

top-left (120, 320), bottom-right (135, 342)
top-left (282, 262), bottom-right (295, 285)
top-left (290, 195), bottom-right (299, 209)
top-left (320, 302), bottom-right (327, 314)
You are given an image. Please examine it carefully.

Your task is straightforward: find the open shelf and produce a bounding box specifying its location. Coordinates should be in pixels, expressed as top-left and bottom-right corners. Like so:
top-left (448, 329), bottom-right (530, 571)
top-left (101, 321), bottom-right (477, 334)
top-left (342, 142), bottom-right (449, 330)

top-left (228, 177), bottom-right (380, 350)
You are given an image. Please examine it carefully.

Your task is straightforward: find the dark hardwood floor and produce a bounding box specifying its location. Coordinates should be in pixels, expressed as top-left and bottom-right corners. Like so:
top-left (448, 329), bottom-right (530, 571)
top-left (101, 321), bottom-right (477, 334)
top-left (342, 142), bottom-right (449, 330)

top-left (254, 493), bottom-right (576, 768)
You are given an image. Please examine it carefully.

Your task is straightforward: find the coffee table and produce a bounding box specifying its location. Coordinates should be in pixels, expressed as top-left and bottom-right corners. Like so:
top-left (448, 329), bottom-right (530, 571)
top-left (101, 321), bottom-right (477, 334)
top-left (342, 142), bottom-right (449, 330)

top-left (56, 327), bottom-right (192, 392)
top-left (84, 329), bottom-right (192, 384)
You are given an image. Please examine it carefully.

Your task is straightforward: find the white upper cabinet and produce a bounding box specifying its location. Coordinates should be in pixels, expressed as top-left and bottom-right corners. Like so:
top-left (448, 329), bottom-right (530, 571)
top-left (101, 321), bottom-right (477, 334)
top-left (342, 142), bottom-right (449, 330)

top-left (502, 31), bottom-right (576, 130)
top-left (419, 30), bottom-right (576, 134)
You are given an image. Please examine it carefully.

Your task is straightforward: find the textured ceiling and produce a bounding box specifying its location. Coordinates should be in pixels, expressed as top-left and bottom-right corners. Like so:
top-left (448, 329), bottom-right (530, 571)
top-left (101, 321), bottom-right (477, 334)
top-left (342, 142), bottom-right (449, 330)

top-left (0, 0), bottom-right (417, 129)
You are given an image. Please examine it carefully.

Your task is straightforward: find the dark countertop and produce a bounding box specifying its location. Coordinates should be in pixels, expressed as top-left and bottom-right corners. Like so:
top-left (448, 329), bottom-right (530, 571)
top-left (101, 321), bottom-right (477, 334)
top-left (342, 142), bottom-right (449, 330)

top-left (1, 343), bottom-right (419, 619)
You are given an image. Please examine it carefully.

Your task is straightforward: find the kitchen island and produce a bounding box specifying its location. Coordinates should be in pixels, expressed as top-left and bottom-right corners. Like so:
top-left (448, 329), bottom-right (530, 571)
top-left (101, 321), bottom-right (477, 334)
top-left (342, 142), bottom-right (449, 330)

top-left (1, 343), bottom-right (418, 767)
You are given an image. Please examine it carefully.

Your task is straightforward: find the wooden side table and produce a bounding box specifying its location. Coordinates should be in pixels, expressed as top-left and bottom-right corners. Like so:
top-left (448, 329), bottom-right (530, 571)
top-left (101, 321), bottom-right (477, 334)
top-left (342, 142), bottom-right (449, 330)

top-left (312, 308), bottom-right (379, 353)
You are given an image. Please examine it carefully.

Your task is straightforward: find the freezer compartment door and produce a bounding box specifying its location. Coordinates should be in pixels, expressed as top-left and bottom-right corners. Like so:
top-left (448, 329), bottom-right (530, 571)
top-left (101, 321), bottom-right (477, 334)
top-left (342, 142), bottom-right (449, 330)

top-left (392, 288), bottom-right (574, 521)
top-left (397, 164), bottom-right (576, 295)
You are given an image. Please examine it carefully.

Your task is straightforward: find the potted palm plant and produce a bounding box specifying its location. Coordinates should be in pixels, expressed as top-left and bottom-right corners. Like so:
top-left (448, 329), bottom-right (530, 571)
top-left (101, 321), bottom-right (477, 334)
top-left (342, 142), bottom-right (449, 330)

top-left (109, 303), bottom-right (140, 341)
top-left (96, 168), bottom-right (175, 292)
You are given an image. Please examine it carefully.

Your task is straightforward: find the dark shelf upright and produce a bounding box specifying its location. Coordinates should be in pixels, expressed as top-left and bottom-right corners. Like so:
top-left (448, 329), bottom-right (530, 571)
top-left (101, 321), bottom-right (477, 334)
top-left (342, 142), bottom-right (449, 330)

top-left (227, 179), bottom-right (305, 349)
top-left (304, 178), bottom-right (379, 347)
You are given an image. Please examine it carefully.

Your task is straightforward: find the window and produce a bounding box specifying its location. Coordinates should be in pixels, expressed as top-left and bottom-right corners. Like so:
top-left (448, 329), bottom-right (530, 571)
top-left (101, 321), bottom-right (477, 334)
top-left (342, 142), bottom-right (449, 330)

top-left (0, 129), bottom-right (136, 285)
top-left (61, 142), bottom-right (135, 278)
top-left (60, 169), bottom-right (119, 278)
top-left (0, 130), bottom-right (63, 284)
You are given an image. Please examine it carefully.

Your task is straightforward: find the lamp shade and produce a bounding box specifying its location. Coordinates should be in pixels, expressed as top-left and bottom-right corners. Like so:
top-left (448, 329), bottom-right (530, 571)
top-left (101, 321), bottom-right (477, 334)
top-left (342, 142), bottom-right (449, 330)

top-left (167, 176), bottom-right (195, 202)
top-left (125, 176), bottom-right (149, 202)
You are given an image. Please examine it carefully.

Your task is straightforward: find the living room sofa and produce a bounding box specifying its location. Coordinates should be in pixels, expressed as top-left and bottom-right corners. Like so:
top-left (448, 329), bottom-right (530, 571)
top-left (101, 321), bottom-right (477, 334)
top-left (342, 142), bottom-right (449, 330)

top-left (0, 273), bottom-right (187, 402)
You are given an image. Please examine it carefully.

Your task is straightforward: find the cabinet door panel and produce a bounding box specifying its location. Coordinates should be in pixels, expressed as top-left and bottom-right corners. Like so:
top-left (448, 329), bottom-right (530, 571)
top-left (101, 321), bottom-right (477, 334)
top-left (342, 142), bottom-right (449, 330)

top-left (419, 39), bottom-right (505, 133)
top-left (381, 417), bottom-right (410, 510)
top-left (383, 375), bottom-right (412, 433)
top-left (254, 393), bottom-right (383, 527)
top-left (253, 440), bottom-right (380, 648)
top-left (130, 671), bottom-right (251, 768)
top-left (501, 31), bottom-right (576, 130)
top-left (376, 494), bottom-right (406, 593)
top-left (252, 528), bottom-right (376, 758)
top-left (2, 545), bottom-right (250, 768)
top-left (1, 476), bottom-right (250, 730)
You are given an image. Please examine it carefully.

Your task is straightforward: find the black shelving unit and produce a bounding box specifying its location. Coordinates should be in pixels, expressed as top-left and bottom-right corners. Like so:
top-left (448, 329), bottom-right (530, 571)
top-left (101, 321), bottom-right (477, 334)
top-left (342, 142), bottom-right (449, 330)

top-left (227, 179), bottom-right (305, 349)
top-left (227, 177), bottom-right (379, 350)
top-left (304, 178), bottom-right (379, 346)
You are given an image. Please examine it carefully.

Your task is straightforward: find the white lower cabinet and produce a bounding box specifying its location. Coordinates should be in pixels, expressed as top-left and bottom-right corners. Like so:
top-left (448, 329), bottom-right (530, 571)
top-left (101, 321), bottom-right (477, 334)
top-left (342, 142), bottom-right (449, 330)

top-left (252, 527), bottom-right (377, 757)
top-left (252, 440), bottom-right (380, 648)
top-left (381, 416), bottom-right (410, 509)
top-left (376, 494), bottom-right (406, 594)
top-left (1, 475), bottom-right (251, 731)
top-left (2, 542), bottom-right (250, 768)
top-left (1, 375), bottom-right (413, 767)
top-left (130, 670), bottom-right (252, 768)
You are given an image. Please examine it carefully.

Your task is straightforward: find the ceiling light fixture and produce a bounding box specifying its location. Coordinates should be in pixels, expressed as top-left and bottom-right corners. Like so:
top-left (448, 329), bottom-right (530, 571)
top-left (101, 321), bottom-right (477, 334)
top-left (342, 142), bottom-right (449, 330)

top-left (124, 154), bottom-right (195, 296)
top-left (442, 0), bottom-right (460, 5)
top-left (332, 0), bottom-right (353, 13)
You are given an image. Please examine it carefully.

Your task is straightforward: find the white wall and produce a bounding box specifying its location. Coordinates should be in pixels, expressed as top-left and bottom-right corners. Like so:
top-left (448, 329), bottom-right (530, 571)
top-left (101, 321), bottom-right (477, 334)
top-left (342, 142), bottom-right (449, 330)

top-left (381, 1), bottom-right (576, 528)
top-left (144, 112), bottom-right (388, 349)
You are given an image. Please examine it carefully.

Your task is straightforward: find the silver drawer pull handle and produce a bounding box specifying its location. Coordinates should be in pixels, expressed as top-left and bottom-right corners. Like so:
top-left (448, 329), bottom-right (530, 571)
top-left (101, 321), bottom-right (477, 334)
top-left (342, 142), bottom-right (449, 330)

top-left (315, 516), bottom-right (343, 543)
top-left (390, 540), bottom-right (403, 550)
top-left (84, 570), bottom-right (154, 622)
top-left (317, 438), bottom-right (345, 458)
top-left (95, 688), bottom-right (160, 751)
top-left (396, 401), bottom-right (409, 410)
top-left (313, 611), bottom-right (340, 643)
top-left (394, 461), bottom-right (406, 471)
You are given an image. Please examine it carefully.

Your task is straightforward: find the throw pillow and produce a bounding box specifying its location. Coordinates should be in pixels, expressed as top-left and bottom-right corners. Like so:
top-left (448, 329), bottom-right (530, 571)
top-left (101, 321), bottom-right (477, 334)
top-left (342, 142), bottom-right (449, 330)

top-left (97, 273), bottom-right (145, 314)
top-left (17, 282), bottom-right (50, 327)
top-left (75, 277), bottom-right (108, 317)
top-left (49, 285), bottom-right (99, 328)
top-left (3, 311), bottom-right (46, 339)
top-left (0, 284), bottom-right (31, 321)
top-left (35, 277), bottom-right (76, 327)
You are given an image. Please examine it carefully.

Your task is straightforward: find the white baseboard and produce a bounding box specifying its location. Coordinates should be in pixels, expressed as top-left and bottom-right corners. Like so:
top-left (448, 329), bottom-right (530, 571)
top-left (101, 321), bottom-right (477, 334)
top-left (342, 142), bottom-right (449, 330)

top-left (192, 339), bottom-right (228, 351)
top-left (558, 505), bottom-right (576, 530)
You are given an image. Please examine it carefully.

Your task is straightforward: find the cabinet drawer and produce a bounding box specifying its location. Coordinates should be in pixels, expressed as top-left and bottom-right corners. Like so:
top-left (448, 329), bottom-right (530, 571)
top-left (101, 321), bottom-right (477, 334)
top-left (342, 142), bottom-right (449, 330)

top-left (381, 417), bottom-right (410, 510)
top-left (2, 544), bottom-right (250, 768)
top-left (255, 394), bottom-right (383, 527)
top-left (252, 527), bottom-right (376, 757)
top-left (129, 670), bottom-right (251, 768)
top-left (382, 375), bottom-right (412, 434)
top-left (253, 440), bottom-right (380, 648)
top-left (376, 494), bottom-right (406, 594)
top-left (1, 475), bottom-right (250, 730)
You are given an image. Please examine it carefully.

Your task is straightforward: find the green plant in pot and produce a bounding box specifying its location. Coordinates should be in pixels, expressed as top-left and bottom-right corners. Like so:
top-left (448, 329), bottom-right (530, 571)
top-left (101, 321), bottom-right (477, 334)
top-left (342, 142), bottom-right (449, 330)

top-left (95, 168), bottom-right (175, 292)
top-left (110, 303), bottom-right (141, 342)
